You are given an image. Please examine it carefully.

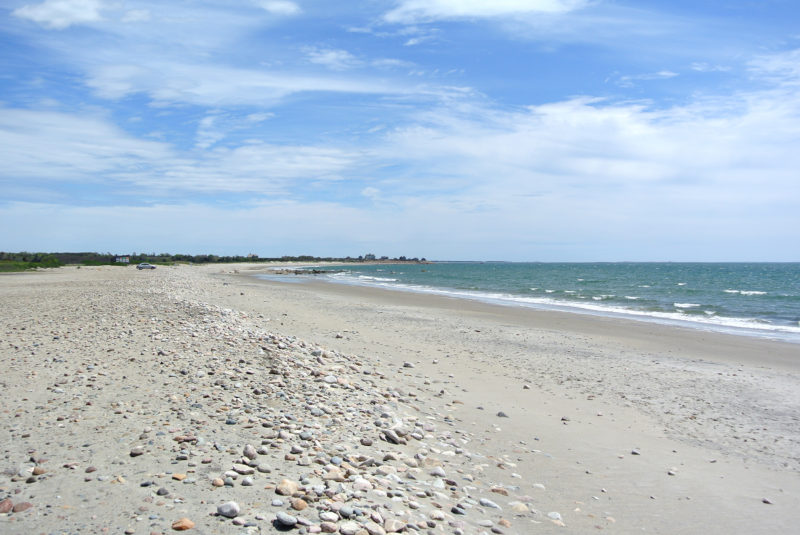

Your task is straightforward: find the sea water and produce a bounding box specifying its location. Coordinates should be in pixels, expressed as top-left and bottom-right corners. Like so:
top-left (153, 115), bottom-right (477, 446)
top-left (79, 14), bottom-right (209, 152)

top-left (276, 262), bottom-right (800, 342)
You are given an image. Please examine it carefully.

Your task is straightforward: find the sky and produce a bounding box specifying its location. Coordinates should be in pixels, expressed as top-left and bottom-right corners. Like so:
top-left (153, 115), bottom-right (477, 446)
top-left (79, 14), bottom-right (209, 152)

top-left (1, 0), bottom-right (799, 261)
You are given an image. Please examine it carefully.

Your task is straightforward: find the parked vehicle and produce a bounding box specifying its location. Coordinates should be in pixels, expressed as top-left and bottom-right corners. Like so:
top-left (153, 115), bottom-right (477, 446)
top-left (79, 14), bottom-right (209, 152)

top-left (137, 263), bottom-right (156, 270)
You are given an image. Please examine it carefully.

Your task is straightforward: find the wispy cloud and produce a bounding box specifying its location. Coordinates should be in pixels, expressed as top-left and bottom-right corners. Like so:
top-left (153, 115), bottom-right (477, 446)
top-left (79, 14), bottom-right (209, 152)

top-left (13, 0), bottom-right (106, 29)
top-left (383, 0), bottom-right (588, 24)
top-left (257, 0), bottom-right (301, 17)
top-left (305, 47), bottom-right (362, 71)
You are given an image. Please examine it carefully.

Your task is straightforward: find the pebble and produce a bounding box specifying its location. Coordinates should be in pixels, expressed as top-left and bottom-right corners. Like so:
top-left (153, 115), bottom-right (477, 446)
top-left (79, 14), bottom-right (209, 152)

top-left (130, 446), bottom-right (145, 457)
top-left (480, 498), bottom-right (501, 509)
top-left (275, 512), bottom-right (298, 527)
top-left (277, 478), bottom-right (300, 495)
top-left (171, 518), bottom-right (195, 531)
top-left (0, 499), bottom-right (14, 513)
top-left (217, 501), bottom-right (240, 518)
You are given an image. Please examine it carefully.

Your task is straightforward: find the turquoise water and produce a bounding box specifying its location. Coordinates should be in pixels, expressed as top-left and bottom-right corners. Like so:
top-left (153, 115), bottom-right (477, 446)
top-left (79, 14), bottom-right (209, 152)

top-left (293, 262), bottom-right (800, 341)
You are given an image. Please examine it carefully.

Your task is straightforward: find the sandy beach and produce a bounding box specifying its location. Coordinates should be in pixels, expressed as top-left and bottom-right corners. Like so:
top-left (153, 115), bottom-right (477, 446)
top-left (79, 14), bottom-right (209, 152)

top-left (2, 264), bottom-right (799, 534)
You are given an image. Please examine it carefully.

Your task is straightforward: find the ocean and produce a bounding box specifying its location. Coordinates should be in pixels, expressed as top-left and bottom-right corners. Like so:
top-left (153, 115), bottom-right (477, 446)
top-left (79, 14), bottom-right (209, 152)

top-left (261, 262), bottom-right (800, 342)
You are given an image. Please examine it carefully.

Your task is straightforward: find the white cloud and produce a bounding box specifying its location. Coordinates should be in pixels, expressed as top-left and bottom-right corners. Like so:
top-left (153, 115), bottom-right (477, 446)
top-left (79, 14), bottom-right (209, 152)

top-left (616, 70), bottom-right (679, 87)
top-left (121, 9), bottom-right (150, 23)
top-left (0, 107), bottom-right (170, 179)
top-left (85, 61), bottom-right (432, 106)
top-left (258, 0), bottom-right (301, 16)
top-left (306, 48), bottom-right (362, 71)
top-left (13, 0), bottom-right (106, 29)
top-left (0, 107), bottom-right (358, 196)
top-left (383, 0), bottom-right (587, 24)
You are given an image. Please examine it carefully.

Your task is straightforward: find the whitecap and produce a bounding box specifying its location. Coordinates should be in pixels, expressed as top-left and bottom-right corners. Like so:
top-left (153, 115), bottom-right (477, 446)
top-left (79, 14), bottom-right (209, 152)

top-left (625, 296), bottom-right (639, 300)
top-left (674, 303), bottom-right (701, 309)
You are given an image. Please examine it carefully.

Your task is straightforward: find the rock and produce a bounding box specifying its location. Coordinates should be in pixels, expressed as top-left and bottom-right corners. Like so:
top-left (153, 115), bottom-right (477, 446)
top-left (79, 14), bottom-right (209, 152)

top-left (511, 503), bottom-right (529, 514)
top-left (353, 476), bottom-right (373, 491)
top-left (171, 518), bottom-right (195, 530)
top-left (339, 521), bottom-right (361, 535)
top-left (430, 466), bottom-right (446, 477)
top-left (232, 463), bottom-right (254, 475)
top-left (365, 521), bottom-right (387, 535)
top-left (211, 478), bottom-right (224, 487)
top-left (241, 476), bottom-right (254, 486)
top-left (384, 518), bottom-right (406, 533)
top-left (172, 473), bottom-right (187, 481)
top-left (217, 501), bottom-right (240, 518)
top-left (290, 498), bottom-right (308, 511)
top-left (762, 498), bottom-right (773, 504)
top-left (130, 446), bottom-right (145, 457)
top-left (276, 478), bottom-right (300, 496)
top-left (496, 411), bottom-right (509, 418)
top-left (320, 511), bottom-right (339, 522)
top-left (320, 521), bottom-right (338, 533)
top-left (631, 449), bottom-right (641, 455)
top-left (547, 512), bottom-right (562, 521)
top-left (32, 466), bottom-right (46, 475)
top-left (480, 498), bottom-right (501, 509)
top-left (0, 498), bottom-right (13, 514)
top-left (243, 444), bottom-right (257, 459)
top-left (403, 362), bottom-right (415, 368)
top-left (12, 502), bottom-right (33, 513)
top-left (275, 512), bottom-right (297, 527)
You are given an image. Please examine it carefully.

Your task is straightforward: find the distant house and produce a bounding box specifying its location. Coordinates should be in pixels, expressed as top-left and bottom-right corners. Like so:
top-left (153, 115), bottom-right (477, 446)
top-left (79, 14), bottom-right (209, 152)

top-left (364, 253), bottom-right (376, 261)
top-left (115, 256), bottom-right (130, 263)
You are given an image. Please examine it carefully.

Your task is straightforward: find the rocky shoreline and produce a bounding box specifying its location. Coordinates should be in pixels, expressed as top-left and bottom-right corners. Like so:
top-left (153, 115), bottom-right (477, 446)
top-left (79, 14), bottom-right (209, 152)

top-left (1, 266), bottom-right (560, 534)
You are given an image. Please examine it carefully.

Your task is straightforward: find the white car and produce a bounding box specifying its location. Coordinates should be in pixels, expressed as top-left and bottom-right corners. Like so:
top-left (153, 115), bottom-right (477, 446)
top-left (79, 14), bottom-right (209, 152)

top-left (137, 263), bottom-right (156, 270)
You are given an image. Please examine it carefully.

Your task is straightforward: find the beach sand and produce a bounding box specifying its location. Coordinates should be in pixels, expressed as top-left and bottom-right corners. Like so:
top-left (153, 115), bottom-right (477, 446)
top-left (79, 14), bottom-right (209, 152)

top-left (1, 264), bottom-right (798, 534)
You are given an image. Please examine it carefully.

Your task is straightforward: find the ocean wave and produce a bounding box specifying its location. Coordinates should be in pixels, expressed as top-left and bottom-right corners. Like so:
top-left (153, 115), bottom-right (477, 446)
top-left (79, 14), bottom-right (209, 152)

top-left (357, 275), bottom-right (398, 282)
top-left (725, 289), bottom-right (767, 296)
top-left (625, 296), bottom-right (640, 300)
top-left (300, 269), bottom-right (800, 341)
top-left (592, 294), bottom-right (616, 301)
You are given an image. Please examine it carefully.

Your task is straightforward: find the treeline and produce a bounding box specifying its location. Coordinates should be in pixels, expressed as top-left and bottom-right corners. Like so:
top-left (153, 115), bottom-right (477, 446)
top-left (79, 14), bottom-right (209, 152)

top-left (0, 252), bottom-right (63, 272)
top-left (1, 251), bottom-right (427, 271)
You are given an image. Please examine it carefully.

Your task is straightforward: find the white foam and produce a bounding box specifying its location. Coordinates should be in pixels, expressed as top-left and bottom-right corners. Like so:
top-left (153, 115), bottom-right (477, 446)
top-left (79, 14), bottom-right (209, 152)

top-left (725, 289), bottom-right (767, 296)
top-left (625, 296), bottom-right (640, 300)
top-left (300, 271), bottom-right (800, 342)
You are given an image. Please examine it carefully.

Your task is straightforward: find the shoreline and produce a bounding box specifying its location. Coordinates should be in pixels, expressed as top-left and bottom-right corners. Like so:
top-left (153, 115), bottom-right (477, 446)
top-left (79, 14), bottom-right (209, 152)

top-left (251, 264), bottom-right (800, 346)
top-left (2, 264), bottom-right (799, 534)
top-left (248, 268), bottom-right (800, 371)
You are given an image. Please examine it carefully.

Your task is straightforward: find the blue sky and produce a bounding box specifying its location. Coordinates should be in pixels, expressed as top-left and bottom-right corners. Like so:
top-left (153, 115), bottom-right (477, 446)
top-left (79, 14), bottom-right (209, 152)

top-left (1, 0), bottom-right (799, 261)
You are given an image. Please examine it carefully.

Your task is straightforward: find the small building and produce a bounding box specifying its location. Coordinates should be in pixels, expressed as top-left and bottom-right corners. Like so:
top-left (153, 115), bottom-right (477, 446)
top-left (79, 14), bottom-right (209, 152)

top-left (115, 256), bottom-right (130, 263)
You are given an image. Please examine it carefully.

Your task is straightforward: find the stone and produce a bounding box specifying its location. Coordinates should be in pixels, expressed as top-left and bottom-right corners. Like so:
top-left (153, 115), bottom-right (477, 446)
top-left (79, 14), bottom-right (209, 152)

top-left (171, 518), bottom-right (195, 530)
top-left (232, 463), bottom-right (254, 475)
top-left (365, 521), bottom-right (387, 535)
top-left (211, 478), bottom-right (224, 487)
top-left (32, 466), bottom-right (46, 475)
top-left (384, 518), bottom-right (406, 533)
top-left (243, 444), bottom-right (257, 459)
top-left (339, 521), bottom-right (361, 535)
top-left (320, 521), bottom-right (338, 533)
top-left (217, 501), bottom-right (240, 518)
top-left (172, 473), bottom-right (187, 481)
top-left (0, 499), bottom-right (13, 514)
top-left (12, 502), bottom-right (33, 513)
top-left (511, 503), bottom-right (529, 514)
top-left (276, 478), bottom-right (300, 496)
top-left (290, 498), bottom-right (308, 511)
top-left (130, 446), bottom-right (145, 457)
top-left (275, 512), bottom-right (298, 527)
top-left (480, 498), bottom-right (501, 509)
top-left (241, 476), bottom-right (254, 486)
